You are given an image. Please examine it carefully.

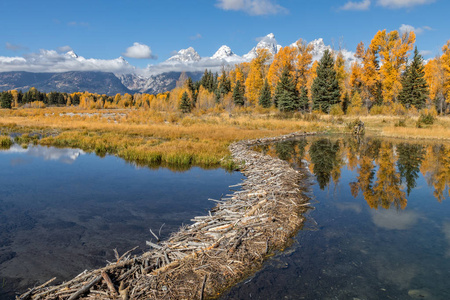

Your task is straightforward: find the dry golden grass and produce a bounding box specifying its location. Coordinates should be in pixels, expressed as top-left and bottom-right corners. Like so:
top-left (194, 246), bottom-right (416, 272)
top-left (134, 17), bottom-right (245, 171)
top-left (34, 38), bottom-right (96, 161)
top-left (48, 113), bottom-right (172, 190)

top-left (3, 107), bottom-right (450, 168)
top-left (0, 108), bottom-right (327, 168)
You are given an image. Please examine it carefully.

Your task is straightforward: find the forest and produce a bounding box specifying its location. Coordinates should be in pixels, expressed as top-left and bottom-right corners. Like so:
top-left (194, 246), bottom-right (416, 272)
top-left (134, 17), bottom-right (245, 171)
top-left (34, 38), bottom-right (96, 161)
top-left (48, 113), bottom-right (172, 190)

top-left (0, 29), bottom-right (449, 118)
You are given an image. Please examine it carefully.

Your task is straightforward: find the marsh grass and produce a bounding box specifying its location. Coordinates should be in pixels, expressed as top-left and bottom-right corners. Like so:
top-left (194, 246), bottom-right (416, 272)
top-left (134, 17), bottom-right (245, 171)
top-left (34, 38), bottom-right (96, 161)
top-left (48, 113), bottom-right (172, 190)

top-left (0, 135), bottom-right (12, 148)
top-left (3, 107), bottom-right (450, 168)
top-left (0, 108), bottom-right (326, 169)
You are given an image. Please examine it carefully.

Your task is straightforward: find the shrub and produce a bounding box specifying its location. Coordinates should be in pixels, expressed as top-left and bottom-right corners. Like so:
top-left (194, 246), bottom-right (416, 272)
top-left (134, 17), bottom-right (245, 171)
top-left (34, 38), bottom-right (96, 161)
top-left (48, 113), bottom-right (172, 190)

top-left (417, 113), bottom-right (435, 127)
top-left (394, 118), bottom-right (407, 127)
top-left (329, 104), bottom-right (344, 116)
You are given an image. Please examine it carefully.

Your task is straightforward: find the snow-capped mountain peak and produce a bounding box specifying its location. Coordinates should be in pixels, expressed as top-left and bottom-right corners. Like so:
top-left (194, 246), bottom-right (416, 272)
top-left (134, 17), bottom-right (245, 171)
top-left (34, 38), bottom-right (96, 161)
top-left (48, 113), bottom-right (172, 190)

top-left (212, 45), bottom-right (235, 59)
top-left (167, 47), bottom-right (201, 63)
top-left (243, 33), bottom-right (281, 60)
top-left (66, 50), bottom-right (79, 59)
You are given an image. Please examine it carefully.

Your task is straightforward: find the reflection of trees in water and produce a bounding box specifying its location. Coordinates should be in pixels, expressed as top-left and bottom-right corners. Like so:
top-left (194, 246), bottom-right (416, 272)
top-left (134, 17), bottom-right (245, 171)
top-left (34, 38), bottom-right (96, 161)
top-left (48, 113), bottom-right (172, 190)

top-left (349, 140), bottom-right (406, 210)
top-left (420, 144), bottom-right (450, 202)
top-left (309, 139), bottom-right (341, 190)
top-left (259, 136), bottom-right (450, 206)
top-left (397, 143), bottom-right (425, 195)
top-left (274, 139), bottom-right (308, 167)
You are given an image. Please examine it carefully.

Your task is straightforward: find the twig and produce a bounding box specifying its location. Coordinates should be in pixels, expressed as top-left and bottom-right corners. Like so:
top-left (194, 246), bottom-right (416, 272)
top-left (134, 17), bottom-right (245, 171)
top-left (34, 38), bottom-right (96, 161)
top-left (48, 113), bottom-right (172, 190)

top-left (67, 275), bottom-right (102, 300)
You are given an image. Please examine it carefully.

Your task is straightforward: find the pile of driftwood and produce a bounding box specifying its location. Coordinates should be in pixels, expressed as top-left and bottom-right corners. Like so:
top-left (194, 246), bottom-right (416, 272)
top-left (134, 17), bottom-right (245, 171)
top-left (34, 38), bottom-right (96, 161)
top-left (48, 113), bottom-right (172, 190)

top-left (18, 132), bottom-right (314, 300)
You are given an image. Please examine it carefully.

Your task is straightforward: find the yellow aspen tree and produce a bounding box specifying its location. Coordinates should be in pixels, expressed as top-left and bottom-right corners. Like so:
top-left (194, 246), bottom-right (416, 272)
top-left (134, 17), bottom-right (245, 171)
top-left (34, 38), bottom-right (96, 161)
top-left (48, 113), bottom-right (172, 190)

top-left (370, 29), bottom-right (415, 104)
top-left (295, 39), bottom-right (313, 90)
top-left (442, 40), bottom-right (450, 101)
top-left (267, 46), bottom-right (297, 91)
top-left (306, 61), bottom-right (319, 97)
top-left (245, 48), bottom-right (271, 106)
top-left (424, 57), bottom-right (446, 113)
top-left (334, 52), bottom-right (349, 100)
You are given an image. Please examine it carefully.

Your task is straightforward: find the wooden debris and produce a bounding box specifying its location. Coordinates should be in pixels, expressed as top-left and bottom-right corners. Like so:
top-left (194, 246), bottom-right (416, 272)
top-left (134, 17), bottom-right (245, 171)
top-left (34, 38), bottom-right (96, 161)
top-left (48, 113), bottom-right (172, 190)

top-left (17, 131), bottom-right (315, 300)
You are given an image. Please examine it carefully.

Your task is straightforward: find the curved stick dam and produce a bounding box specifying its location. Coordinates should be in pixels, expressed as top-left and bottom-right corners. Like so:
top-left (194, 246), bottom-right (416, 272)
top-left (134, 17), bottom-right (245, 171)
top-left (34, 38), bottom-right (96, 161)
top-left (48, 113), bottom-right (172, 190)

top-left (18, 132), bottom-right (314, 300)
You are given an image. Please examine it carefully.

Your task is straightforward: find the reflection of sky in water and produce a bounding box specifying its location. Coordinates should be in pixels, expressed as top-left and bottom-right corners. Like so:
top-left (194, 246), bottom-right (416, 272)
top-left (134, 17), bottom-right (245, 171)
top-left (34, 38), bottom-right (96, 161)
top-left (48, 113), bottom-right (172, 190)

top-left (0, 145), bottom-right (243, 300)
top-left (224, 137), bottom-right (450, 300)
top-left (1, 144), bottom-right (85, 164)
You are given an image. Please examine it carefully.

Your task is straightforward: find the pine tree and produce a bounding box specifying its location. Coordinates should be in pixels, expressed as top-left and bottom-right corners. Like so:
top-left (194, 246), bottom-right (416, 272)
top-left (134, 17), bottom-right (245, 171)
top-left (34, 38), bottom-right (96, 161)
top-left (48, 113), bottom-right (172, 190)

top-left (179, 91), bottom-right (191, 113)
top-left (311, 50), bottom-right (341, 113)
top-left (398, 47), bottom-right (429, 109)
top-left (274, 67), bottom-right (299, 112)
top-left (218, 70), bottom-right (231, 96)
top-left (342, 92), bottom-right (350, 114)
top-left (232, 80), bottom-right (245, 106)
top-left (0, 92), bottom-right (13, 109)
top-left (299, 86), bottom-right (309, 112)
top-left (259, 79), bottom-right (272, 108)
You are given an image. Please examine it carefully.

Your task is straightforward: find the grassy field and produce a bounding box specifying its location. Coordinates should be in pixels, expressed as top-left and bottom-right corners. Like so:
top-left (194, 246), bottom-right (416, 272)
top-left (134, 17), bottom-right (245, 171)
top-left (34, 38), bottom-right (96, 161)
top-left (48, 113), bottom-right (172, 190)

top-left (0, 107), bottom-right (449, 169)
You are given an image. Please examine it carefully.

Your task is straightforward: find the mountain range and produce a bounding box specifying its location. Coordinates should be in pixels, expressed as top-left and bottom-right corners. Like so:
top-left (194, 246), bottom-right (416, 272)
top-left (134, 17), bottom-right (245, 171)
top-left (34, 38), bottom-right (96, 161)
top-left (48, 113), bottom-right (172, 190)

top-left (0, 34), bottom-right (355, 95)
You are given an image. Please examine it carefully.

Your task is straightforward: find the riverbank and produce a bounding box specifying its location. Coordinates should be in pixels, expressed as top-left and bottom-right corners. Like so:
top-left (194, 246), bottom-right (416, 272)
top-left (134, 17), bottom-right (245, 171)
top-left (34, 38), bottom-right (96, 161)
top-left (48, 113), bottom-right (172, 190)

top-left (17, 131), bottom-right (314, 300)
top-left (2, 108), bottom-right (450, 172)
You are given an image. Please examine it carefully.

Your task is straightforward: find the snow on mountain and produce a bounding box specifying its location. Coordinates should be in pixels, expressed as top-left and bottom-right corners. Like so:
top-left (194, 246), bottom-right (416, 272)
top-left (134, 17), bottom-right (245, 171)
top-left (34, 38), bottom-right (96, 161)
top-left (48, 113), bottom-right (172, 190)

top-left (65, 50), bottom-right (79, 59)
top-left (166, 47), bottom-right (201, 63)
top-left (308, 38), bottom-right (331, 62)
top-left (243, 33), bottom-right (281, 60)
top-left (211, 45), bottom-right (243, 63)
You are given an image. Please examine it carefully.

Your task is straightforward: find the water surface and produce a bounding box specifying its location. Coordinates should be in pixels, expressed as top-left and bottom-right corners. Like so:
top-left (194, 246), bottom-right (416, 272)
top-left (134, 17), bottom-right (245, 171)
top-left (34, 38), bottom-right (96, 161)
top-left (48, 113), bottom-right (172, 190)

top-left (224, 135), bottom-right (450, 300)
top-left (0, 144), bottom-right (243, 299)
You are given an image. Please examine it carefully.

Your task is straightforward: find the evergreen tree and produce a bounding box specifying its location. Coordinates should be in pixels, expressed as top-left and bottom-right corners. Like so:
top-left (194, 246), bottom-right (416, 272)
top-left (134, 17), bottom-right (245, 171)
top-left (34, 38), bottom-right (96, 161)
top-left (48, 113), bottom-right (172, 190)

top-left (311, 49), bottom-right (341, 113)
top-left (342, 92), bottom-right (350, 114)
top-left (179, 91), bottom-right (191, 113)
top-left (186, 77), bottom-right (197, 106)
top-left (274, 67), bottom-right (299, 112)
top-left (398, 47), bottom-right (429, 109)
top-left (232, 80), bottom-right (245, 106)
top-left (258, 79), bottom-right (272, 108)
top-left (218, 70), bottom-right (231, 96)
top-left (0, 92), bottom-right (13, 109)
top-left (299, 86), bottom-right (309, 112)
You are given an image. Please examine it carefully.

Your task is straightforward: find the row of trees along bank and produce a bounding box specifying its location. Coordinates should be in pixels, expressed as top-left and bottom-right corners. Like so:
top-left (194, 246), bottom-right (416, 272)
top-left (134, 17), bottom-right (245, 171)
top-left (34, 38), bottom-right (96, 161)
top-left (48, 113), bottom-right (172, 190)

top-left (1, 29), bottom-right (450, 116)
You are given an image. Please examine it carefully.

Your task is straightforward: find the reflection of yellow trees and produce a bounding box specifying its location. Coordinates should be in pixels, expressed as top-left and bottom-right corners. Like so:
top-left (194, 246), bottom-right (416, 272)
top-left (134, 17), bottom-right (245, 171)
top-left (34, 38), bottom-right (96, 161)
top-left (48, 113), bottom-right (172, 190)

top-left (420, 145), bottom-right (450, 202)
top-left (259, 137), bottom-right (450, 206)
top-left (351, 140), bottom-right (406, 210)
top-left (372, 142), bottom-right (407, 209)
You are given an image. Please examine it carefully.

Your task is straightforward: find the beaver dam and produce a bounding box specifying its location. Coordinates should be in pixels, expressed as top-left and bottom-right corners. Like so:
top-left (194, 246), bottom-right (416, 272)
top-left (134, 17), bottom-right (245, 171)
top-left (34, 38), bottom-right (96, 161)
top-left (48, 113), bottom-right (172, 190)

top-left (18, 132), bottom-right (315, 300)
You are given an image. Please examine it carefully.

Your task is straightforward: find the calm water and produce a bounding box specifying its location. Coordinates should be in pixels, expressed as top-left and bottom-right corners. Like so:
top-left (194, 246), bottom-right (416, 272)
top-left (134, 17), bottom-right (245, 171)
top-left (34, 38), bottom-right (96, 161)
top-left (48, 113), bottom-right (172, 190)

top-left (0, 144), bottom-right (243, 300)
top-left (223, 136), bottom-right (450, 300)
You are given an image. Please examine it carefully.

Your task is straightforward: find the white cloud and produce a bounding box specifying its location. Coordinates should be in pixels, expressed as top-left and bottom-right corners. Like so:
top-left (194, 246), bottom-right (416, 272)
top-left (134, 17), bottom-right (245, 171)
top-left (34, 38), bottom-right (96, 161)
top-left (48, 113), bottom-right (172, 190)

top-left (340, 0), bottom-right (371, 10)
top-left (216, 0), bottom-right (288, 15)
top-left (122, 42), bottom-right (157, 59)
top-left (377, 0), bottom-right (435, 9)
top-left (0, 49), bottom-right (136, 74)
top-left (57, 45), bottom-right (73, 53)
top-left (419, 50), bottom-right (432, 57)
top-left (5, 42), bottom-right (28, 52)
top-left (399, 24), bottom-right (432, 35)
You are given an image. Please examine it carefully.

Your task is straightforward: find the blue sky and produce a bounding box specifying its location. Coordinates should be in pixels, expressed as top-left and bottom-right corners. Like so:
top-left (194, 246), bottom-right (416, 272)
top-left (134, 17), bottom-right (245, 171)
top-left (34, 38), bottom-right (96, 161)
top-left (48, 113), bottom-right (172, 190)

top-left (0, 0), bottom-right (448, 71)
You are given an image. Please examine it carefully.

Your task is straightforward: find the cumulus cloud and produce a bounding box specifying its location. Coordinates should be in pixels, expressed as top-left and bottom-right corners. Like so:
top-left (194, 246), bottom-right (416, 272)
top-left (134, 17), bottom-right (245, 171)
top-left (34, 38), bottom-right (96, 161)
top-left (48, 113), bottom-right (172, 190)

top-left (340, 0), bottom-right (371, 10)
top-left (5, 42), bottom-right (28, 52)
top-left (0, 49), bottom-right (136, 74)
top-left (216, 0), bottom-right (288, 15)
top-left (122, 42), bottom-right (157, 59)
top-left (377, 0), bottom-right (435, 9)
top-left (399, 24), bottom-right (432, 34)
